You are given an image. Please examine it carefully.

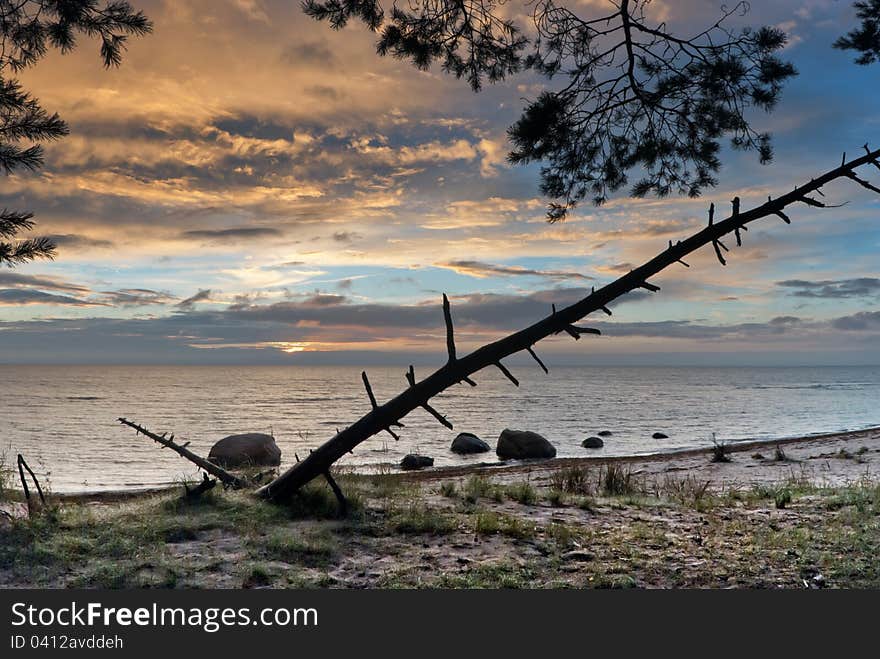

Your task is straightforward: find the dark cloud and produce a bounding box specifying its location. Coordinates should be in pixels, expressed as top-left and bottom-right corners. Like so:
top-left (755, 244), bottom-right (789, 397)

top-left (0, 289), bottom-right (105, 307)
top-left (306, 85), bottom-right (342, 101)
top-left (45, 234), bottom-right (114, 250)
top-left (1, 286), bottom-right (878, 363)
top-left (181, 227), bottom-right (283, 243)
top-left (302, 294), bottom-right (348, 306)
top-left (280, 41), bottom-right (339, 68)
top-left (176, 289), bottom-right (213, 310)
top-left (832, 311), bottom-right (880, 331)
top-left (777, 278), bottom-right (880, 299)
top-left (438, 260), bottom-right (594, 281)
top-left (98, 288), bottom-right (176, 307)
top-left (0, 272), bottom-right (90, 295)
top-left (332, 231), bottom-right (361, 243)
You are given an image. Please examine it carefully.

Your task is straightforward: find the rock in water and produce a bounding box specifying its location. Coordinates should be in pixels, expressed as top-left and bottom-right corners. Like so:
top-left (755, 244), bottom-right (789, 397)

top-left (400, 454), bottom-right (434, 471)
top-left (582, 436), bottom-right (604, 449)
top-left (598, 430), bottom-right (613, 437)
top-left (652, 432), bottom-right (669, 439)
top-left (208, 433), bottom-right (281, 468)
top-left (496, 429), bottom-right (557, 460)
top-left (451, 432), bottom-right (491, 454)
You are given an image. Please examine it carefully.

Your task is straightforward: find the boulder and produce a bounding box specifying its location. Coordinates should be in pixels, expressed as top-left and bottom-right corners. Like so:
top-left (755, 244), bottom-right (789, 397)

top-left (652, 432), bottom-right (669, 439)
top-left (208, 433), bottom-right (281, 468)
top-left (496, 429), bottom-right (556, 460)
top-left (597, 430), bottom-right (613, 437)
top-left (582, 436), bottom-right (604, 449)
top-left (451, 432), bottom-right (491, 454)
top-left (400, 454), bottom-right (434, 471)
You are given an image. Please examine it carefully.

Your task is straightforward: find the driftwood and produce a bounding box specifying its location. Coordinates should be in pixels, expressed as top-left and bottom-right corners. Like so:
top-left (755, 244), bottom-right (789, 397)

top-left (255, 146), bottom-right (880, 503)
top-left (184, 472), bottom-right (217, 499)
top-left (17, 454), bottom-right (46, 515)
top-left (117, 418), bottom-right (246, 489)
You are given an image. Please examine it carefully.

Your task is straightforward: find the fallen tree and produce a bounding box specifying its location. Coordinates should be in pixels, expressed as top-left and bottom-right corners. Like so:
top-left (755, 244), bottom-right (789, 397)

top-left (252, 145), bottom-right (880, 505)
top-left (115, 147), bottom-right (880, 509)
top-left (118, 418), bottom-right (246, 489)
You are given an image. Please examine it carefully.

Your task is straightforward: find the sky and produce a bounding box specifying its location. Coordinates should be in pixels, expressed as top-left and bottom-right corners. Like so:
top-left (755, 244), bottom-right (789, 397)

top-left (1, 0), bottom-right (879, 366)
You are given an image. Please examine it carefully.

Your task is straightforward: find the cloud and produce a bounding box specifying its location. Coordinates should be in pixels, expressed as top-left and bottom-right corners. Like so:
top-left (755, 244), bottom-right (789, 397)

top-left (0, 289), bottom-right (106, 307)
top-left (45, 234), bottom-right (115, 250)
top-left (98, 289), bottom-right (177, 307)
top-left (332, 231), bottom-right (361, 243)
top-left (280, 41), bottom-right (339, 68)
top-left (832, 311), bottom-right (880, 331)
top-left (176, 289), bottom-right (213, 310)
top-left (0, 272), bottom-right (90, 295)
top-left (776, 278), bottom-right (880, 299)
top-left (437, 260), bottom-right (594, 281)
top-left (181, 227), bottom-right (283, 243)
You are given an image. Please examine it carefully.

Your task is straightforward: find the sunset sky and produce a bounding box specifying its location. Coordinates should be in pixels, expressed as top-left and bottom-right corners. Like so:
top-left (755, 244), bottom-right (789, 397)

top-left (1, 0), bottom-right (879, 365)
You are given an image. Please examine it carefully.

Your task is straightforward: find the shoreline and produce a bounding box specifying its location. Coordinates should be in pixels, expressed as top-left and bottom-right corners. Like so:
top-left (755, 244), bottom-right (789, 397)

top-left (47, 425), bottom-right (880, 502)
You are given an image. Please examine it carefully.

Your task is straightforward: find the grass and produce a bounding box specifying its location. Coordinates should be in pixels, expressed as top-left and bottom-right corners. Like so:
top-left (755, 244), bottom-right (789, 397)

top-left (550, 466), bottom-right (592, 496)
top-left (439, 481), bottom-right (457, 498)
top-left (472, 510), bottom-right (535, 539)
top-left (251, 528), bottom-right (338, 567)
top-left (463, 475), bottom-right (504, 504)
top-left (655, 475), bottom-right (714, 510)
top-left (504, 481), bottom-right (537, 505)
top-left (0, 449), bottom-right (11, 503)
top-left (4, 459), bottom-right (880, 589)
top-left (546, 489), bottom-right (566, 507)
top-left (600, 464), bottom-right (642, 496)
top-left (387, 504), bottom-right (458, 535)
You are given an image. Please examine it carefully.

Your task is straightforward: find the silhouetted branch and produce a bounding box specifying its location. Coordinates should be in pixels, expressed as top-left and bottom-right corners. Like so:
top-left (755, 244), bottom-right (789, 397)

top-left (421, 402), bottom-right (453, 429)
top-left (526, 346), bottom-right (549, 373)
top-left (17, 454), bottom-right (45, 514)
top-left (323, 470), bottom-right (347, 516)
top-left (117, 418), bottom-right (246, 488)
top-left (443, 293), bottom-right (456, 362)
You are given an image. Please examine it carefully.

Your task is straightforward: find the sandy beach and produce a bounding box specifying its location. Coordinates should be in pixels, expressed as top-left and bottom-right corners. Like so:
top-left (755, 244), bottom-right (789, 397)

top-left (2, 426), bottom-right (879, 589)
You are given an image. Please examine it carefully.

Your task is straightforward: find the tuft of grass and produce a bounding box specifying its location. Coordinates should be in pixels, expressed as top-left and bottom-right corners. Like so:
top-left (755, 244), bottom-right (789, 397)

top-left (774, 488), bottom-right (792, 509)
top-left (473, 511), bottom-right (535, 539)
top-left (242, 564), bottom-right (273, 588)
top-left (550, 466), bottom-right (592, 496)
top-left (388, 504), bottom-right (457, 535)
top-left (251, 528), bottom-right (338, 567)
top-left (577, 496), bottom-right (595, 512)
top-left (546, 489), bottom-right (566, 507)
top-left (439, 481), bottom-right (458, 498)
top-left (545, 522), bottom-right (577, 549)
top-left (0, 448), bottom-right (11, 502)
top-left (657, 475), bottom-right (714, 510)
top-left (287, 480), bottom-right (364, 520)
top-left (600, 464), bottom-right (642, 497)
top-left (463, 475), bottom-right (503, 503)
top-left (505, 481), bottom-right (537, 505)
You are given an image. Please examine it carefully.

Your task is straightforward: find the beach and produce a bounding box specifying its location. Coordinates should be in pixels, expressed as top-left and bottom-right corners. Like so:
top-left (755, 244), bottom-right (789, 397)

top-left (3, 426), bottom-right (879, 589)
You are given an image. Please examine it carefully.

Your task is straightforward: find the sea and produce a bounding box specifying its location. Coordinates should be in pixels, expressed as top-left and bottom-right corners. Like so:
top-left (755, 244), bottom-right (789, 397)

top-left (2, 364), bottom-right (879, 493)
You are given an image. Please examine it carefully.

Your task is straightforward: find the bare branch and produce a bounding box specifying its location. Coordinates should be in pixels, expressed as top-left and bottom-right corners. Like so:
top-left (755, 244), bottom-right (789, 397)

top-left (442, 293), bottom-right (456, 362)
